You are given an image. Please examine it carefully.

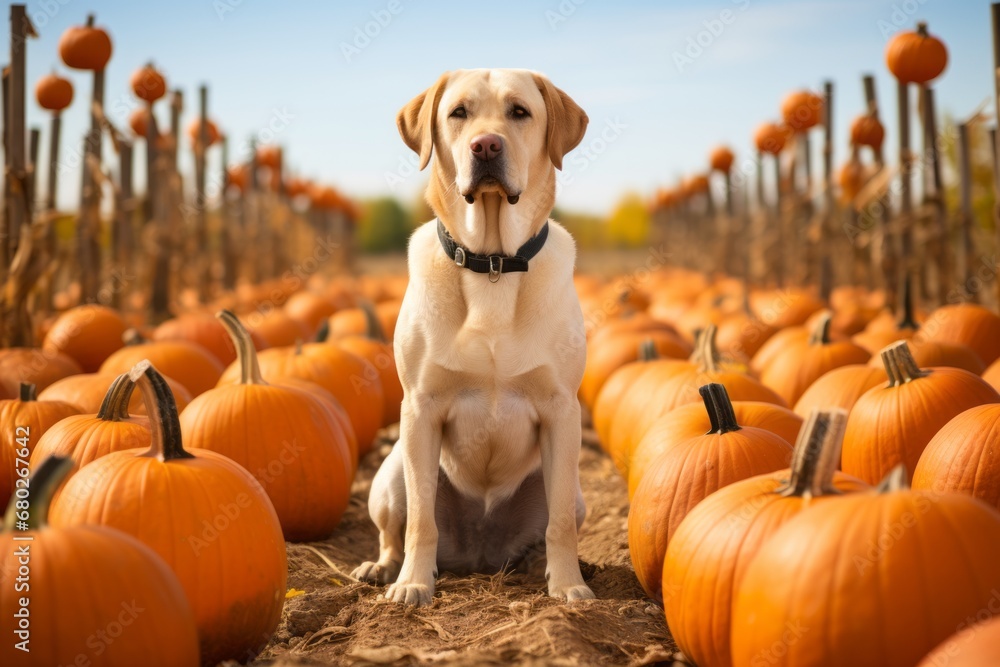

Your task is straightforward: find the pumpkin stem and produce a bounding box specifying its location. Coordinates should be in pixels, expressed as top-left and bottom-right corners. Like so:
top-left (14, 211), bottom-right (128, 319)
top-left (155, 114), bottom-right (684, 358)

top-left (896, 272), bottom-right (918, 330)
top-left (295, 338), bottom-right (303, 356)
top-left (916, 21), bottom-right (928, 38)
top-left (95, 374), bottom-right (136, 421)
top-left (698, 324), bottom-right (722, 374)
top-left (360, 300), bottom-right (387, 343)
top-left (315, 319), bottom-right (330, 343)
top-left (130, 360), bottom-right (194, 462)
top-left (876, 464), bottom-right (910, 493)
top-left (122, 328), bottom-right (147, 346)
top-left (216, 309), bottom-right (266, 386)
top-left (808, 310), bottom-right (834, 346)
top-left (638, 338), bottom-right (659, 362)
top-left (3, 456), bottom-right (73, 531)
top-left (19, 382), bottom-right (37, 402)
top-left (880, 340), bottom-right (928, 387)
top-left (699, 383), bottom-right (741, 435)
top-left (86, 13), bottom-right (95, 27)
top-left (776, 408), bottom-right (847, 498)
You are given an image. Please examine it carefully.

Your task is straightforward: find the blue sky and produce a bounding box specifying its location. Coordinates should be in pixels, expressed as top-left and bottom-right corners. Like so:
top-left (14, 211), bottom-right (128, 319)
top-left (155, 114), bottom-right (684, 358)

top-left (8, 0), bottom-right (991, 215)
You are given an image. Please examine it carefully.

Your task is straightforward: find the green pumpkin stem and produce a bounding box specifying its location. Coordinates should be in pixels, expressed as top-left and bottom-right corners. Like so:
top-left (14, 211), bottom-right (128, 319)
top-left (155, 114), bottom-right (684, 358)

top-left (700, 383), bottom-right (741, 435)
top-left (130, 360), bottom-right (194, 462)
top-left (95, 374), bottom-right (135, 421)
top-left (896, 272), bottom-right (918, 330)
top-left (876, 464), bottom-right (910, 493)
top-left (638, 339), bottom-right (659, 362)
top-left (360, 300), bottom-right (388, 343)
top-left (216, 310), bottom-right (266, 386)
top-left (880, 340), bottom-right (928, 387)
top-left (3, 456), bottom-right (73, 531)
top-left (19, 383), bottom-right (37, 402)
top-left (777, 408), bottom-right (847, 498)
top-left (808, 311), bottom-right (834, 346)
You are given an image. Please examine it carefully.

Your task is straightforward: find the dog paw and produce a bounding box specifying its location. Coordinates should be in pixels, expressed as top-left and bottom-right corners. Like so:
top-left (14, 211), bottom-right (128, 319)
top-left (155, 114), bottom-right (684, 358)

top-left (352, 560), bottom-right (400, 585)
top-left (548, 582), bottom-right (596, 602)
top-left (384, 581), bottom-right (434, 606)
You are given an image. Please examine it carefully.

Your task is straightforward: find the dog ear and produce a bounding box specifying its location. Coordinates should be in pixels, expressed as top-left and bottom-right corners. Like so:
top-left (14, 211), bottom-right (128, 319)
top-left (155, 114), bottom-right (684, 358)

top-left (533, 74), bottom-right (589, 170)
top-left (397, 72), bottom-right (450, 171)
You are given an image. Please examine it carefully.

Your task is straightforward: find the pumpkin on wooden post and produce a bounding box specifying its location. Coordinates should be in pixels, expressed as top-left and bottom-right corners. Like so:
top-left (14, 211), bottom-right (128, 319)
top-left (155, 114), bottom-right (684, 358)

top-left (59, 13), bottom-right (112, 304)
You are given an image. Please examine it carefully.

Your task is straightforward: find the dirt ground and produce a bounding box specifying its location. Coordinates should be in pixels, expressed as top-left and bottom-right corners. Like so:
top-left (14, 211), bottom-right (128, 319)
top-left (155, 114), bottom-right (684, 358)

top-left (238, 432), bottom-right (680, 667)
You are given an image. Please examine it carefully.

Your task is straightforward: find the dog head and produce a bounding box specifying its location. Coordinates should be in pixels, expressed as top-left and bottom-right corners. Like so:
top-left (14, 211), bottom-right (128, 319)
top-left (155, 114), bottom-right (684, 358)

top-left (398, 69), bottom-right (587, 250)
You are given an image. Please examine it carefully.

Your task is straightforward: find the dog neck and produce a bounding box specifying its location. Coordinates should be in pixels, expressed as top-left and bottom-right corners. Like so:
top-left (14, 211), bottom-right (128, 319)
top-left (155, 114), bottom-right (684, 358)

top-left (429, 166), bottom-right (554, 257)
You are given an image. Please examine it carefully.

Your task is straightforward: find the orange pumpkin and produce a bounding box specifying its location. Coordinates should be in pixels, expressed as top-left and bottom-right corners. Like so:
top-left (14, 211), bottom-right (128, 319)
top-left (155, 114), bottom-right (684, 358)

top-left (326, 304), bottom-right (404, 426)
top-left (627, 383), bottom-right (793, 600)
top-left (0, 347), bottom-right (82, 398)
top-left (886, 21), bottom-right (948, 84)
top-left (58, 14), bottom-right (112, 71)
top-left (51, 361), bottom-right (287, 666)
top-left (919, 615), bottom-right (1000, 667)
top-left (179, 311), bottom-right (354, 540)
top-left (29, 374), bottom-right (150, 476)
top-left (35, 72), bottom-right (74, 112)
top-left (731, 467), bottom-right (1000, 667)
top-left (754, 122), bottom-right (789, 155)
top-left (256, 144), bottom-right (281, 169)
top-left (153, 313), bottom-right (268, 366)
top-left (580, 330), bottom-right (690, 409)
top-left (39, 370), bottom-right (192, 415)
top-left (219, 340), bottom-right (384, 454)
top-left (838, 154), bottom-right (872, 204)
top-left (759, 311), bottom-right (871, 406)
top-left (709, 145), bottom-right (734, 173)
top-left (284, 291), bottom-right (336, 338)
top-left (750, 287), bottom-right (825, 330)
top-left (246, 308), bottom-right (309, 347)
top-left (608, 326), bottom-right (785, 477)
top-left (0, 457), bottom-right (200, 667)
top-left (101, 338), bottom-right (223, 396)
top-left (901, 339), bottom-right (986, 374)
top-left (922, 303), bottom-right (1000, 365)
top-left (592, 340), bottom-right (659, 449)
top-left (850, 112), bottom-right (885, 150)
top-left (842, 341), bottom-right (1000, 484)
top-left (130, 62), bottom-right (166, 103)
top-left (629, 397), bottom-right (803, 499)
top-left (186, 117), bottom-right (220, 147)
top-left (0, 383), bottom-right (81, 507)
top-left (793, 364), bottom-right (886, 418)
top-left (984, 357), bottom-right (1000, 392)
top-left (913, 404), bottom-right (1000, 510)
top-left (781, 90), bottom-right (824, 132)
top-left (663, 409), bottom-right (867, 667)
top-left (42, 304), bottom-right (128, 372)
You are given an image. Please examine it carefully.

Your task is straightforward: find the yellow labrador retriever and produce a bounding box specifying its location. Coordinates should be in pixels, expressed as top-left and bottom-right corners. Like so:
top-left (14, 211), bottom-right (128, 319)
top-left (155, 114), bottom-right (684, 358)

top-left (353, 69), bottom-right (590, 605)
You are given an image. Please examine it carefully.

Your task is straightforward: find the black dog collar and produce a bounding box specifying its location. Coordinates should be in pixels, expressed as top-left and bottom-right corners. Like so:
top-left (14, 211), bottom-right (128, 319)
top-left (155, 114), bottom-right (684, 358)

top-left (437, 220), bottom-right (548, 282)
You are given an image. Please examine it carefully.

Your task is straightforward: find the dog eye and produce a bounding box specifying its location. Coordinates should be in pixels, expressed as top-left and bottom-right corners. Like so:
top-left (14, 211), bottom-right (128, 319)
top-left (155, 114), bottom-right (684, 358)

top-left (450, 106), bottom-right (467, 119)
top-left (511, 105), bottom-right (530, 119)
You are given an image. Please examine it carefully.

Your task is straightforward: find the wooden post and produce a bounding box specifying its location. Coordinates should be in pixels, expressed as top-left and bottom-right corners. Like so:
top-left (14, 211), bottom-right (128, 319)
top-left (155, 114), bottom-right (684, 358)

top-left (863, 74), bottom-right (893, 307)
top-left (169, 89), bottom-right (182, 169)
top-left (110, 141), bottom-right (133, 309)
top-left (921, 85), bottom-right (949, 305)
top-left (896, 79), bottom-right (912, 310)
top-left (958, 122), bottom-right (976, 303)
top-left (991, 3), bottom-right (1000, 307)
top-left (149, 91), bottom-right (181, 322)
top-left (45, 113), bottom-right (60, 211)
top-left (26, 126), bottom-right (38, 220)
top-left (6, 5), bottom-right (35, 266)
top-left (220, 135), bottom-right (237, 291)
top-left (819, 80), bottom-right (834, 302)
top-left (142, 101), bottom-right (159, 222)
top-left (77, 14), bottom-right (106, 304)
top-left (196, 84), bottom-right (209, 301)
top-left (773, 155), bottom-right (784, 287)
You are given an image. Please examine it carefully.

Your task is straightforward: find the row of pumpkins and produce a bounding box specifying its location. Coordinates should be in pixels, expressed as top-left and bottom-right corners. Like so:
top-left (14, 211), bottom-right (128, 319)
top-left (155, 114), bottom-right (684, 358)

top-left (577, 269), bottom-right (1000, 667)
top-left (0, 278), bottom-right (405, 666)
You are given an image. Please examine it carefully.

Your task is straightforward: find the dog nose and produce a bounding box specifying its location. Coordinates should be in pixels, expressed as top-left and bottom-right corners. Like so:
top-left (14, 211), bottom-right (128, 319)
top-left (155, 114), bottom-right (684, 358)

top-left (470, 134), bottom-right (503, 161)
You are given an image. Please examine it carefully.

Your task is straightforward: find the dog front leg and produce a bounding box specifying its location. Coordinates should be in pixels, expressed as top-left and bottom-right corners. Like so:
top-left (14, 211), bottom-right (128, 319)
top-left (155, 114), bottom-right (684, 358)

top-left (384, 393), bottom-right (442, 606)
top-left (540, 392), bottom-right (594, 601)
